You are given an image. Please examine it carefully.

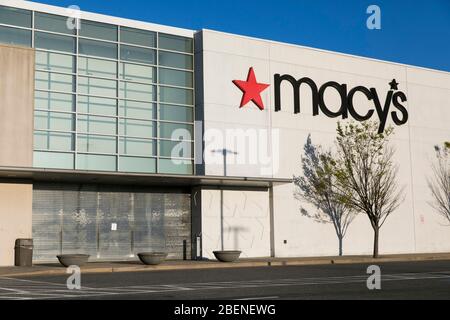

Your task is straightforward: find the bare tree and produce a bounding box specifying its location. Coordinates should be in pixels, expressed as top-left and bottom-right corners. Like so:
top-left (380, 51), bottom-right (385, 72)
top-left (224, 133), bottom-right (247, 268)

top-left (294, 135), bottom-right (356, 256)
top-left (428, 142), bottom-right (450, 224)
top-left (333, 121), bottom-right (404, 258)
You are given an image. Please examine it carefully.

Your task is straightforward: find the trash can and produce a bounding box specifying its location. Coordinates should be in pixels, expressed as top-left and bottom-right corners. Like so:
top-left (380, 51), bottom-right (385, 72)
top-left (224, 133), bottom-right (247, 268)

top-left (14, 239), bottom-right (33, 267)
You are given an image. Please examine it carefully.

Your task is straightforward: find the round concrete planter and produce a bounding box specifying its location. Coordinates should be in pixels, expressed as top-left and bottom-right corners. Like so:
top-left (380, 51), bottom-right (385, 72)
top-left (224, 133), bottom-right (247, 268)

top-left (213, 251), bottom-right (242, 263)
top-left (57, 254), bottom-right (90, 267)
top-left (137, 252), bottom-right (168, 265)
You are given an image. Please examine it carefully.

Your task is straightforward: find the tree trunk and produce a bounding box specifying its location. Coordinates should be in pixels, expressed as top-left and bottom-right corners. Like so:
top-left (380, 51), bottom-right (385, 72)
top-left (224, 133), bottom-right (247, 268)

top-left (338, 236), bottom-right (343, 256)
top-left (373, 227), bottom-right (379, 258)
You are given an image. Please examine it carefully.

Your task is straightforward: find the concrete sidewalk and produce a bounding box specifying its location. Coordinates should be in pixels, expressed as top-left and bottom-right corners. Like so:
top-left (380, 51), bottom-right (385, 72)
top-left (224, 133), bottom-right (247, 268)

top-left (1, 253), bottom-right (450, 278)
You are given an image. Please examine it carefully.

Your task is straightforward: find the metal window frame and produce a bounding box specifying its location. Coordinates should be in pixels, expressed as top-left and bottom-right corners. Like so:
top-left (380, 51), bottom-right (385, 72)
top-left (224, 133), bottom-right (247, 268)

top-left (1, 9), bottom-right (196, 175)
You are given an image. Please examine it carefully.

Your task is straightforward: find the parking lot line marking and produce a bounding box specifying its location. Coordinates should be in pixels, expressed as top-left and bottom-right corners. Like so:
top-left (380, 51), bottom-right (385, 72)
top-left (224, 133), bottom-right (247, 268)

top-left (237, 296), bottom-right (279, 300)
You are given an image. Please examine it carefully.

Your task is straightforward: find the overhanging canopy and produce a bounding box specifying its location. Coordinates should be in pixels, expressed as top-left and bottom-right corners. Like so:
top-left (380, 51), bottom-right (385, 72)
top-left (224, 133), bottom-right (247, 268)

top-left (0, 167), bottom-right (292, 189)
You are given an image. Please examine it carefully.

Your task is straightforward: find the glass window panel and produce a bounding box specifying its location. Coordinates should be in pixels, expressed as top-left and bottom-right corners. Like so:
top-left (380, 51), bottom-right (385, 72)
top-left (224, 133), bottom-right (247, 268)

top-left (119, 119), bottom-right (155, 138)
top-left (159, 104), bottom-right (193, 123)
top-left (34, 151), bottom-right (74, 170)
top-left (120, 63), bottom-right (155, 84)
top-left (0, 25), bottom-right (31, 47)
top-left (35, 32), bottom-right (75, 53)
top-left (35, 12), bottom-right (75, 35)
top-left (119, 82), bottom-right (156, 102)
top-left (78, 115), bottom-right (117, 135)
top-left (79, 57), bottom-right (117, 78)
top-left (34, 131), bottom-right (74, 151)
top-left (120, 45), bottom-right (155, 64)
top-left (78, 95), bottom-right (117, 116)
top-left (35, 91), bottom-right (75, 112)
top-left (159, 86), bottom-right (193, 105)
top-left (80, 20), bottom-right (117, 41)
top-left (120, 27), bottom-right (155, 47)
top-left (158, 158), bottom-right (193, 175)
top-left (159, 68), bottom-right (193, 88)
top-left (119, 138), bottom-right (155, 156)
top-left (119, 100), bottom-right (155, 120)
top-left (79, 38), bottom-right (117, 59)
top-left (35, 71), bottom-right (75, 92)
top-left (77, 154), bottom-right (116, 171)
top-left (159, 34), bottom-right (193, 53)
top-left (78, 76), bottom-right (117, 97)
top-left (159, 140), bottom-right (193, 158)
top-left (0, 5), bottom-right (31, 28)
top-left (159, 122), bottom-right (193, 140)
top-left (77, 135), bottom-right (117, 154)
top-left (119, 156), bottom-right (156, 174)
top-left (36, 51), bottom-right (74, 73)
top-left (35, 111), bottom-right (74, 131)
top-left (159, 51), bottom-right (193, 69)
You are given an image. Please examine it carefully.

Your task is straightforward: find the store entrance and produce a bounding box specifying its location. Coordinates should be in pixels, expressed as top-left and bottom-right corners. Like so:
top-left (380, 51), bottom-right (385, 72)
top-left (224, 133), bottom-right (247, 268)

top-left (32, 183), bottom-right (191, 262)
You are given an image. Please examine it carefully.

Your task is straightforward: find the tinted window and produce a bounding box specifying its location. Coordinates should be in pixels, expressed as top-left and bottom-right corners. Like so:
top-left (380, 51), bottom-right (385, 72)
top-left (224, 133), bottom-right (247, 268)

top-left (77, 154), bottom-right (117, 171)
top-left (159, 33), bottom-right (193, 53)
top-left (34, 151), bottom-right (74, 170)
top-left (158, 158), bottom-right (192, 174)
top-left (34, 91), bottom-right (75, 112)
top-left (35, 71), bottom-right (75, 92)
top-left (120, 138), bottom-right (156, 156)
top-left (80, 20), bottom-right (117, 41)
top-left (0, 25), bottom-right (31, 47)
top-left (0, 5), bottom-right (31, 28)
top-left (35, 32), bottom-right (75, 53)
top-left (120, 45), bottom-right (155, 64)
top-left (159, 122), bottom-right (193, 140)
top-left (36, 51), bottom-right (75, 73)
top-left (78, 57), bottom-right (117, 78)
top-left (78, 96), bottom-right (117, 116)
top-left (120, 27), bottom-right (155, 47)
top-left (160, 86), bottom-right (193, 105)
top-left (78, 76), bottom-right (117, 97)
top-left (159, 104), bottom-right (193, 122)
top-left (159, 68), bottom-right (193, 87)
top-left (34, 132), bottom-right (74, 152)
top-left (120, 63), bottom-right (156, 84)
top-left (77, 135), bottom-right (117, 154)
top-left (159, 51), bottom-right (192, 70)
top-left (119, 156), bottom-right (156, 173)
top-left (35, 12), bottom-right (75, 35)
top-left (79, 39), bottom-right (117, 59)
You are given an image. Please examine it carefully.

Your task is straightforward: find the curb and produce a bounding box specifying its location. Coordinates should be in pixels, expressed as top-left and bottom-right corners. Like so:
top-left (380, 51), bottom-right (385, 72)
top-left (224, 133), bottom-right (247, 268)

top-left (3, 255), bottom-right (450, 278)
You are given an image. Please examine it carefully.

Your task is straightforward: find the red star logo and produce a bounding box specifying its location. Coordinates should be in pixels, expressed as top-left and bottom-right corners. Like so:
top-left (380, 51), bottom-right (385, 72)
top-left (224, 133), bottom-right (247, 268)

top-left (233, 67), bottom-right (270, 110)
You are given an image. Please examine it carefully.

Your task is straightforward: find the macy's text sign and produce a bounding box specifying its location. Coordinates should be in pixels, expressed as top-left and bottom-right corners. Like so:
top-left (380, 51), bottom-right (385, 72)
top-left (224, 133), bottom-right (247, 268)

top-left (233, 68), bottom-right (408, 134)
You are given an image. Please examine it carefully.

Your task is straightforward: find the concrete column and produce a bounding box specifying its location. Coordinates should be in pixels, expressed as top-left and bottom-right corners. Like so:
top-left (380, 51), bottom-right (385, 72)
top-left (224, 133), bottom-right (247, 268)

top-left (191, 186), bottom-right (203, 259)
top-left (0, 44), bottom-right (35, 266)
top-left (0, 182), bottom-right (33, 266)
top-left (0, 44), bottom-right (35, 168)
top-left (269, 186), bottom-right (275, 258)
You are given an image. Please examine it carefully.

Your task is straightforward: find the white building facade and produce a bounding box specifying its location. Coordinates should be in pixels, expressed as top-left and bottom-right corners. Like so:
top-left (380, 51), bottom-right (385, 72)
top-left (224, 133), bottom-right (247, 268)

top-left (196, 29), bottom-right (450, 259)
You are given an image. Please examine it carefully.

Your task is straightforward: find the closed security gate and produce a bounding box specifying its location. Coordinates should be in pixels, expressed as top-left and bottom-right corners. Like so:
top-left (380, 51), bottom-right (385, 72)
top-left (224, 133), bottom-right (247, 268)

top-left (32, 184), bottom-right (191, 262)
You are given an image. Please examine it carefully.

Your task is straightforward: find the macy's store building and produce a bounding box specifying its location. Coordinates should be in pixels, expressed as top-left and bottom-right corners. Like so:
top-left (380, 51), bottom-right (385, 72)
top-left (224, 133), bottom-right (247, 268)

top-left (0, 0), bottom-right (449, 266)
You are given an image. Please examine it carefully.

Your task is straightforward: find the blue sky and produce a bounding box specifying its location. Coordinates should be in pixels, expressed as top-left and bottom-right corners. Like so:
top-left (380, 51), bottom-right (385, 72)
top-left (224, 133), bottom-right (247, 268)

top-left (31, 0), bottom-right (450, 72)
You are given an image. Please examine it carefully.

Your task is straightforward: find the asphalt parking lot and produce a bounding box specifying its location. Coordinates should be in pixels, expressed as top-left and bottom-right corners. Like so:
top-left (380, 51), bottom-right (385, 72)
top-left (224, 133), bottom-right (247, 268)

top-left (0, 260), bottom-right (449, 300)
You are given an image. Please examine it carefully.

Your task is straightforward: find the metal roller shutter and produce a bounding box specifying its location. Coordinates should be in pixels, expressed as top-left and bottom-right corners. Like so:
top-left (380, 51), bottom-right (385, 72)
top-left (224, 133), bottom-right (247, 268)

top-left (32, 183), bottom-right (191, 262)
